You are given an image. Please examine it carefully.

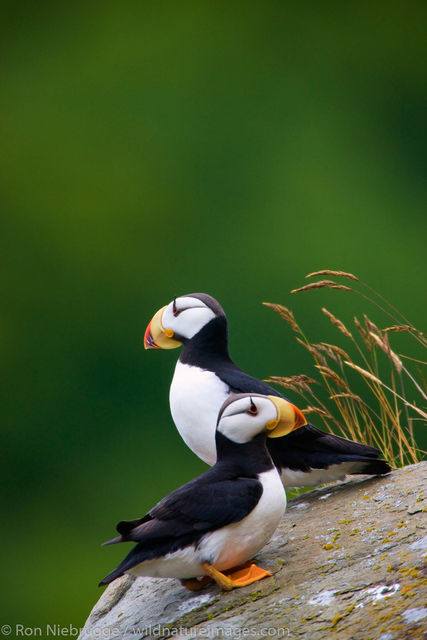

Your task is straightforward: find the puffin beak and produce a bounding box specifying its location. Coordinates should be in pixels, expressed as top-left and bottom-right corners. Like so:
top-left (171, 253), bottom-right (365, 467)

top-left (265, 396), bottom-right (307, 438)
top-left (144, 306), bottom-right (183, 350)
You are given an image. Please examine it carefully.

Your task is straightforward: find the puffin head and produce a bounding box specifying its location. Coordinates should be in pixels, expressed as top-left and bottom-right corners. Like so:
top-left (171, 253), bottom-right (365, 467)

top-left (216, 393), bottom-right (307, 443)
top-left (144, 293), bottom-right (225, 349)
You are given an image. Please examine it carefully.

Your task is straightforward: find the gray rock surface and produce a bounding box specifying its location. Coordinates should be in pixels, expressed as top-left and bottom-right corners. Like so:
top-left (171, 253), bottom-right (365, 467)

top-left (79, 463), bottom-right (426, 640)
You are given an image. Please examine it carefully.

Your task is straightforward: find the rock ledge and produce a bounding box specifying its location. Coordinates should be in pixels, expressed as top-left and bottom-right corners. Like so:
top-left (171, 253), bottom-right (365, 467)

top-left (79, 463), bottom-right (426, 640)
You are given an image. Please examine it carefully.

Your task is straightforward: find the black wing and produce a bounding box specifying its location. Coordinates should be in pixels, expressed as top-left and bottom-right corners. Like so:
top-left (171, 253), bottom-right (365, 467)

top-left (216, 362), bottom-right (390, 479)
top-left (99, 469), bottom-right (262, 585)
top-left (215, 361), bottom-right (286, 398)
top-left (268, 422), bottom-right (390, 473)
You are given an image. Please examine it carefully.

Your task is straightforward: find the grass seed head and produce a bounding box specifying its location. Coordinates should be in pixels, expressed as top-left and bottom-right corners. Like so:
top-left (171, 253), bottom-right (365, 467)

top-left (291, 280), bottom-right (352, 294)
top-left (364, 314), bottom-right (382, 337)
top-left (303, 406), bottom-right (334, 418)
top-left (264, 270), bottom-right (425, 467)
top-left (320, 342), bottom-right (350, 360)
top-left (322, 308), bottom-right (353, 338)
top-left (383, 325), bottom-right (425, 338)
top-left (368, 332), bottom-right (403, 373)
top-left (344, 360), bottom-right (382, 385)
top-left (262, 302), bottom-right (299, 332)
top-left (330, 392), bottom-right (364, 403)
top-left (296, 338), bottom-right (328, 365)
top-left (268, 374), bottom-right (318, 394)
top-left (354, 316), bottom-right (372, 350)
top-left (305, 270), bottom-right (358, 281)
top-left (315, 365), bottom-right (349, 390)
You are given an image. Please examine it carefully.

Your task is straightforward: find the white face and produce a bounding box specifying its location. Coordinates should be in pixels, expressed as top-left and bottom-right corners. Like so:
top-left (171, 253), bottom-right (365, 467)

top-left (161, 296), bottom-right (217, 340)
top-left (217, 395), bottom-right (279, 444)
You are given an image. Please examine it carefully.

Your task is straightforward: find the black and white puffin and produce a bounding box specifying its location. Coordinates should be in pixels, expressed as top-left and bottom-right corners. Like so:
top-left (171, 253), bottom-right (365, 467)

top-left (144, 293), bottom-right (391, 487)
top-left (100, 393), bottom-right (305, 591)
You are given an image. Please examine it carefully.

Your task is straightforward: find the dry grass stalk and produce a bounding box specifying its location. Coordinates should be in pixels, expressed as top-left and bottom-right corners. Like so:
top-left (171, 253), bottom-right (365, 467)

top-left (296, 338), bottom-right (328, 365)
top-left (368, 331), bottom-right (403, 373)
top-left (265, 271), bottom-right (425, 468)
top-left (301, 268), bottom-right (426, 349)
top-left (354, 316), bottom-right (372, 351)
top-left (266, 380), bottom-right (299, 393)
top-left (315, 365), bottom-right (349, 390)
top-left (383, 325), bottom-right (425, 337)
top-left (330, 392), bottom-right (363, 403)
top-left (315, 343), bottom-right (338, 361)
top-left (364, 314), bottom-right (381, 333)
top-left (262, 302), bottom-right (299, 332)
top-left (305, 270), bottom-right (358, 281)
top-left (322, 307), bottom-right (353, 338)
top-left (269, 374), bottom-right (318, 385)
top-left (267, 375), bottom-right (317, 394)
top-left (344, 360), bottom-right (427, 420)
top-left (344, 360), bottom-right (384, 385)
top-left (302, 406), bottom-right (334, 418)
top-left (320, 342), bottom-right (350, 360)
top-left (399, 354), bottom-right (427, 366)
top-left (367, 330), bottom-right (387, 351)
top-left (402, 400), bottom-right (427, 420)
top-left (365, 328), bottom-right (426, 399)
top-left (291, 280), bottom-right (352, 294)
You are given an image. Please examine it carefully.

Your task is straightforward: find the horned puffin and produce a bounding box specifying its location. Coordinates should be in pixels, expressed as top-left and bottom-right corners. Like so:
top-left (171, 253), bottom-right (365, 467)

top-left (100, 393), bottom-right (304, 591)
top-left (144, 293), bottom-right (391, 487)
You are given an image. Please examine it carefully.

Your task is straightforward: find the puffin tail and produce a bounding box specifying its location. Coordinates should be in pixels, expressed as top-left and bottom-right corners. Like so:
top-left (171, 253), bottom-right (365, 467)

top-left (102, 535), bottom-right (123, 546)
top-left (102, 514), bottom-right (152, 547)
top-left (98, 566), bottom-right (125, 587)
top-left (353, 457), bottom-right (391, 476)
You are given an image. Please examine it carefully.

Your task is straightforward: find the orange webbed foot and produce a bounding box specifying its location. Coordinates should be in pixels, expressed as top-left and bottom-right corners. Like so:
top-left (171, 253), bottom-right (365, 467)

top-left (223, 562), bottom-right (272, 587)
top-left (201, 561), bottom-right (272, 590)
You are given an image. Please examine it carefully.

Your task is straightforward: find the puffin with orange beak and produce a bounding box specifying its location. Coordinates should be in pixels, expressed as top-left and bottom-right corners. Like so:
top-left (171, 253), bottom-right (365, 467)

top-left (144, 293), bottom-right (391, 487)
top-left (100, 393), bottom-right (303, 591)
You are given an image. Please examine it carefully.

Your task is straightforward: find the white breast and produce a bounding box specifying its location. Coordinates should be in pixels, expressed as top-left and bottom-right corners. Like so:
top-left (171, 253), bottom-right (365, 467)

top-left (198, 468), bottom-right (286, 570)
top-left (169, 362), bottom-right (229, 465)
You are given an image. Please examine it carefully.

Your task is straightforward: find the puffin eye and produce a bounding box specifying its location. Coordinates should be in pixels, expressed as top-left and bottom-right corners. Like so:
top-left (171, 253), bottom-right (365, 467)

top-left (172, 299), bottom-right (178, 316)
top-left (248, 400), bottom-right (258, 415)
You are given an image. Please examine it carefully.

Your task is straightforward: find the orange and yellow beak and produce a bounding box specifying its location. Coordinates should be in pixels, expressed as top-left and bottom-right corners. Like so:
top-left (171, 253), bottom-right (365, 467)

top-left (144, 306), bottom-right (183, 350)
top-left (265, 396), bottom-right (307, 438)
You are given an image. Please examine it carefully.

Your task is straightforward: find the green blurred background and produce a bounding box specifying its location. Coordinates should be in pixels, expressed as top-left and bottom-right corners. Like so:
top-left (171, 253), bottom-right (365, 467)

top-left (2, 1), bottom-right (426, 632)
